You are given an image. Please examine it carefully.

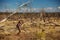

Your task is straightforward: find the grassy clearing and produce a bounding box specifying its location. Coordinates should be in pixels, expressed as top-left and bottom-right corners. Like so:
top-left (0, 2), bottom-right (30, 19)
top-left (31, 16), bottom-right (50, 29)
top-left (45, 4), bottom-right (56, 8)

top-left (0, 13), bottom-right (60, 40)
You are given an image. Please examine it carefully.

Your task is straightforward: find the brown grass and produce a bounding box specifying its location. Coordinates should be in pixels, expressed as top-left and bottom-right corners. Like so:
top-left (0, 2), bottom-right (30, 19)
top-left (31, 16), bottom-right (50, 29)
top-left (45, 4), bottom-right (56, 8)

top-left (0, 12), bottom-right (60, 40)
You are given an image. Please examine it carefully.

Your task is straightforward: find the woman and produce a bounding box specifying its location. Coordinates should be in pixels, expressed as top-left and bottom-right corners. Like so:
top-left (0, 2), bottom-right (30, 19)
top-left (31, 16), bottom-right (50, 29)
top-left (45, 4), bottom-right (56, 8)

top-left (16, 20), bottom-right (23, 35)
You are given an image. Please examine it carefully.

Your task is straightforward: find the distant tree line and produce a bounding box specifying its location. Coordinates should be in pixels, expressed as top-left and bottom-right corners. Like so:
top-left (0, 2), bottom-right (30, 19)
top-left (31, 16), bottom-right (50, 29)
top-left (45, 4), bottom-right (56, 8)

top-left (0, 12), bottom-right (60, 20)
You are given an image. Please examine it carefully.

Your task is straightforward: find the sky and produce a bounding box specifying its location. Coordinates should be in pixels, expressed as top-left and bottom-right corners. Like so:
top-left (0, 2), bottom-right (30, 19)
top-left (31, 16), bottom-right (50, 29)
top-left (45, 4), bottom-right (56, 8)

top-left (0, 0), bottom-right (60, 12)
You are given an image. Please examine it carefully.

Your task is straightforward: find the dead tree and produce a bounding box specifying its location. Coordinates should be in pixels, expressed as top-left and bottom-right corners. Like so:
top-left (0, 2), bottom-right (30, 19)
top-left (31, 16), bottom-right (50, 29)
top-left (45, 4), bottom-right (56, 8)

top-left (40, 8), bottom-right (46, 22)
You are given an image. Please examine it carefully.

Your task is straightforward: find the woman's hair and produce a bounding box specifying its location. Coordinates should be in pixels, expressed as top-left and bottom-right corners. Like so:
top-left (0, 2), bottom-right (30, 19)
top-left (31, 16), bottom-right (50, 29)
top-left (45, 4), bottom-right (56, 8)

top-left (18, 20), bottom-right (23, 24)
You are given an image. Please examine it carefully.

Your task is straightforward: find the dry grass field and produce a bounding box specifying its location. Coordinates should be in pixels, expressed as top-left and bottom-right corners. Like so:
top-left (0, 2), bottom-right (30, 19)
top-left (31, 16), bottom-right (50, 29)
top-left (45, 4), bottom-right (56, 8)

top-left (0, 12), bottom-right (60, 40)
